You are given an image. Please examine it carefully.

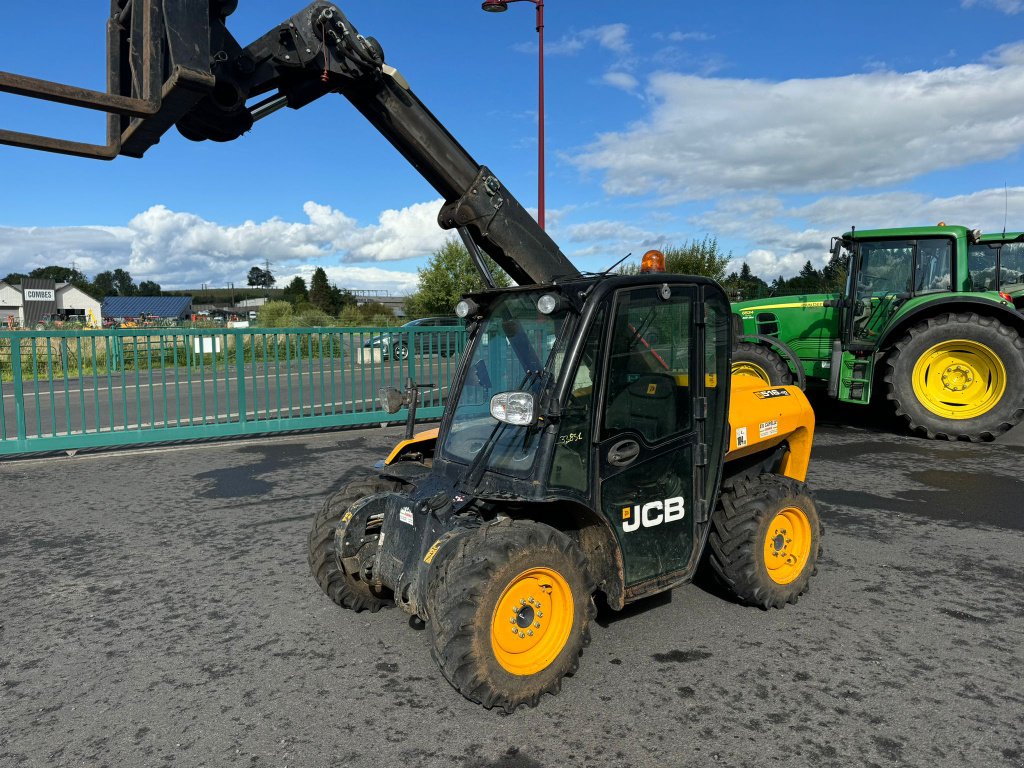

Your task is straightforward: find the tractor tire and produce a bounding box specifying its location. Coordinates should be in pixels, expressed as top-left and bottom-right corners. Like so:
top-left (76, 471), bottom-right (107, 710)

top-left (426, 519), bottom-right (595, 713)
top-left (731, 342), bottom-right (794, 386)
top-left (308, 473), bottom-right (407, 613)
top-left (885, 312), bottom-right (1024, 441)
top-left (706, 473), bottom-right (820, 610)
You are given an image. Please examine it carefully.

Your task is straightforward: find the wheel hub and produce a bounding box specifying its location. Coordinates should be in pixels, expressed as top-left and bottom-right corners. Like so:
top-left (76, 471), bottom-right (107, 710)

top-left (940, 364), bottom-right (974, 392)
top-left (763, 508), bottom-right (812, 585)
top-left (491, 568), bottom-right (571, 676)
top-left (911, 339), bottom-right (1007, 420)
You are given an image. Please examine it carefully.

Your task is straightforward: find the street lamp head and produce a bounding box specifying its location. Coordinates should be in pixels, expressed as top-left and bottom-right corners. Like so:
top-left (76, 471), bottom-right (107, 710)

top-left (481, 1), bottom-right (509, 12)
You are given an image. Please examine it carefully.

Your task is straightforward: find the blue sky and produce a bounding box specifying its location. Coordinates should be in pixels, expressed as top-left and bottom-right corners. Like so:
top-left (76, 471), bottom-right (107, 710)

top-left (1, 0), bottom-right (1023, 293)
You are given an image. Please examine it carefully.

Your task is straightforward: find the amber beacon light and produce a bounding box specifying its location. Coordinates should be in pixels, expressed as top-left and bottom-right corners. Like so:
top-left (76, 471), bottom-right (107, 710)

top-left (640, 250), bottom-right (666, 273)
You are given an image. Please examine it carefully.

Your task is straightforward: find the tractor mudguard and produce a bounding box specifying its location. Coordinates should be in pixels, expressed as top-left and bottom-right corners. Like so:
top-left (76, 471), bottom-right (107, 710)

top-left (384, 428), bottom-right (439, 465)
top-left (336, 486), bottom-right (471, 619)
top-left (725, 376), bottom-right (815, 482)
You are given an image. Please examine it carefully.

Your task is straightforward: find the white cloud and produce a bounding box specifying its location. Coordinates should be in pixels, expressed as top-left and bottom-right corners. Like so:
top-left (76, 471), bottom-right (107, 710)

top-left (0, 200), bottom-right (449, 292)
top-left (665, 31), bottom-right (713, 42)
top-left (602, 72), bottom-right (640, 92)
top-left (963, 0), bottom-right (1023, 13)
top-left (519, 23), bottom-right (632, 56)
top-left (573, 44), bottom-right (1024, 199)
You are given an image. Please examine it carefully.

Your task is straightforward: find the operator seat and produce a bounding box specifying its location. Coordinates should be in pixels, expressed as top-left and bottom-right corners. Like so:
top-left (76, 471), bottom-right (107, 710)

top-left (605, 372), bottom-right (677, 443)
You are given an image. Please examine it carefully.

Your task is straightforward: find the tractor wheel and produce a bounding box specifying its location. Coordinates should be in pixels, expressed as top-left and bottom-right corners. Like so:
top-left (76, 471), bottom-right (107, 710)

top-left (308, 473), bottom-right (406, 612)
top-left (885, 312), bottom-right (1024, 441)
top-left (427, 519), bottom-right (595, 713)
top-left (731, 342), bottom-right (793, 386)
top-left (706, 473), bottom-right (820, 610)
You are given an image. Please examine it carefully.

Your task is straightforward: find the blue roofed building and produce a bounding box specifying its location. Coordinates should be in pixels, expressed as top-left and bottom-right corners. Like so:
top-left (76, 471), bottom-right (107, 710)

top-left (101, 296), bottom-right (193, 321)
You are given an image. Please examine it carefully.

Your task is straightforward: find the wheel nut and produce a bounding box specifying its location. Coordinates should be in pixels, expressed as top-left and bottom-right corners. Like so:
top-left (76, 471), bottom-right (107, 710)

top-left (509, 617), bottom-right (515, 624)
top-left (519, 632), bottom-right (526, 638)
top-left (521, 599), bottom-right (527, 605)
top-left (528, 630), bottom-right (534, 637)
top-left (528, 597), bottom-right (535, 604)
top-left (537, 612), bottom-right (543, 618)
top-left (512, 627), bottom-right (518, 634)
top-left (535, 622), bottom-right (541, 628)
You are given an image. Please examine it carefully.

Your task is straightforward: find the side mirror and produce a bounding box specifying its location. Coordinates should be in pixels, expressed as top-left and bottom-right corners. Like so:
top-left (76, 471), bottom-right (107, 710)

top-left (378, 387), bottom-right (407, 414)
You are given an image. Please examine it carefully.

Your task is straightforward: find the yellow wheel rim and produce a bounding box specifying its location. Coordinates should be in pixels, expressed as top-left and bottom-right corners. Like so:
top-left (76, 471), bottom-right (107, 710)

top-left (763, 507), bottom-right (812, 585)
top-left (491, 567), bottom-right (573, 676)
top-left (732, 361), bottom-right (772, 383)
top-left (911, 340), bottom-right (1006, 420)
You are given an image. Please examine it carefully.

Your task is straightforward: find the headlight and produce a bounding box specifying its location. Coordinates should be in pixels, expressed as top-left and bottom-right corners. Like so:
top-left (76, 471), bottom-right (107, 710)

top-left (489, 391), bottom-right (536, 426)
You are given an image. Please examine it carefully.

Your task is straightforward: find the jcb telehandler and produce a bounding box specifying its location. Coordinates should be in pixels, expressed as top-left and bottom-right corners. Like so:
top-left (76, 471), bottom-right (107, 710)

top-left (0, 1), bottom-right (820, 712)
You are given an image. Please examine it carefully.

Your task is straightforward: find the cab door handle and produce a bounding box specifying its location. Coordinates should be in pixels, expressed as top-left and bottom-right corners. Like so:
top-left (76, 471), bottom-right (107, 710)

top-left (608, 439), bottom-right (640, 467)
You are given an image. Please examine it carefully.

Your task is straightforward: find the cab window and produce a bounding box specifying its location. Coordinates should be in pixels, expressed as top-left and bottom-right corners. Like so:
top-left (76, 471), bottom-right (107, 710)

top-left (602, 287), bottom-right (694, 443)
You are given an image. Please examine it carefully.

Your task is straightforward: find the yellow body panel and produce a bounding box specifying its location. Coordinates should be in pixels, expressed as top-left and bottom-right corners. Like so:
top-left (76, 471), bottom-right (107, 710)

top-left (384, 428), bottom-right (439, 465)
top-left (725, 375), bottom-right (815, 482)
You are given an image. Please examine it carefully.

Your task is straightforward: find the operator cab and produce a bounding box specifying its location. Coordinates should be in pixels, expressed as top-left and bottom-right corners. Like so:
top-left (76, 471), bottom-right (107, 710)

top-left (433, 274), bottom-right (732, 593)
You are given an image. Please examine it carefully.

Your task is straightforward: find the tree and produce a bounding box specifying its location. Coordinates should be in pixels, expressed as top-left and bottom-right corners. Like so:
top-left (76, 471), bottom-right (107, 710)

top-left (722, 262), bottom-right (770, 301)
top-left (309, 267), bottom-right (332, 312)
top-left (282, 275), bottom-right (309, 305)
top-left (112, 268), bottom-right (137, 296)
top-left (405, 239), bottom-right (510, 317)
top-left (247, 266), bottom-right (275, 289)
top-left (2, 272), bottom-right (26, 285)
top-left (137, 280), bottom-right (162, 296)
top-left (29, 266), bottom-right (90, 286)
top-left (92, 271), bottom-right (118, 297)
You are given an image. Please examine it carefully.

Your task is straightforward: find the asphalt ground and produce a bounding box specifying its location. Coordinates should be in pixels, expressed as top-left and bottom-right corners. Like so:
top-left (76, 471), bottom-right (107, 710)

top-left (1, 411), bottom-right (1022, 768)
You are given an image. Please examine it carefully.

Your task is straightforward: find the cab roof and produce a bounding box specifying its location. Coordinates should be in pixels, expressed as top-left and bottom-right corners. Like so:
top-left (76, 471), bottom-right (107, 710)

top-left (843, 225), bottom-right (971, 240)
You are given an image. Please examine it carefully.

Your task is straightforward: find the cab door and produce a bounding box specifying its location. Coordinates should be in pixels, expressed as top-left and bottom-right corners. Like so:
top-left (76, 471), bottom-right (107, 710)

top-left (596, 285), bottom-right (701, 588)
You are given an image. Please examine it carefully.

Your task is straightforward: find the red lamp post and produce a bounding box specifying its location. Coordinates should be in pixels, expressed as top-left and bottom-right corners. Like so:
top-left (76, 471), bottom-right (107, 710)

top-left (481, 0), bottom-right (546, 230)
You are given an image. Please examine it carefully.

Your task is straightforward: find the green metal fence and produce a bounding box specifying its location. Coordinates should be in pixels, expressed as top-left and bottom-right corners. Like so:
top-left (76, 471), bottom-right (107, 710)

top-left (0, 325), bottom-right (466, 456)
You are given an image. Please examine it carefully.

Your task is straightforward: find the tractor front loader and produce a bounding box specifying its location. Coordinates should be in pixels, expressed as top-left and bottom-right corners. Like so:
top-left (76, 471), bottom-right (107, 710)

top-left (1, 1), bottom-right (820, 712)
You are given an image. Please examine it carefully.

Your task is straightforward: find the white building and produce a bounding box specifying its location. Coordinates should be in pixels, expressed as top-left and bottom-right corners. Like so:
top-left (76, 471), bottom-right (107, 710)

top-left (0, 281), bottom-right (103, 328)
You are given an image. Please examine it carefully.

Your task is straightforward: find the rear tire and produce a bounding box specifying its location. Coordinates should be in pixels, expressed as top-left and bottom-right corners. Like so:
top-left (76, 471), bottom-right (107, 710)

top-left (731, 342), bottom-right (793, 386)
top-left (427, 520), bottom-right (595, 713)
top-left (308, 473), bottom-right (406, 613)
top-left (706, 473), bottom-right (820, 610)
top-left (885, 312), bottom-right (1024, 441)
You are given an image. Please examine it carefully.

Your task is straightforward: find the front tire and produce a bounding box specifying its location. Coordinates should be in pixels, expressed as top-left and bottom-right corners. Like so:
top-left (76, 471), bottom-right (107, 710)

top-left (885, 312), bottom-right (1024, 441)
top-left (731, 342), bottom-right (794, 386)
top-left (706, 474), bottom-right (820, 610)
top-left (427, 520), bottom-right (595, 713)
top-left (308, 473), bottom-right (406, 612)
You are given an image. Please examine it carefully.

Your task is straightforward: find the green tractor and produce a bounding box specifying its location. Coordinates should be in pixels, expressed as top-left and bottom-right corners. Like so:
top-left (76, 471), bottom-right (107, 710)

top-left (733, 225), bottom-right (1024, 441)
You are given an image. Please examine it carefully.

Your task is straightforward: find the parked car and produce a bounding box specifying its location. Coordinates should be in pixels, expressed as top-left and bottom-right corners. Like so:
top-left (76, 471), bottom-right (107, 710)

top-left (363, 317), bottom-right (462, 360)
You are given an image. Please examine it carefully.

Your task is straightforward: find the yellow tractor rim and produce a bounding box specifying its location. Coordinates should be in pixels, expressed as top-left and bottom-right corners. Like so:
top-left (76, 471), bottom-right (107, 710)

top-left (911, 340), bottom-right (1006, 420)
top-left (763, 507), bottom-right (812, 585)
top-left (732, 361), bottom-right (772, 383)
top-left (491, 567), bottom-right (573, 676)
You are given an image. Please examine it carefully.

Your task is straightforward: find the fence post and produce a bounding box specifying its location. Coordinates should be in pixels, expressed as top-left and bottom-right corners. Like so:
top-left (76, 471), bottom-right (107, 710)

top-left (10, 336), bottom-right (27, 443)
top-left (235, 331), bottom-right (248, 429)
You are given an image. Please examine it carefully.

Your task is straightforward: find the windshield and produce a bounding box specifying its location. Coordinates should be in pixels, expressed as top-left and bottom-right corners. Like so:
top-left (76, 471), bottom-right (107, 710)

top-left (441, 291), bottom-right (573, 475)
top-left (1000, 241), bottom-right (1024, 292)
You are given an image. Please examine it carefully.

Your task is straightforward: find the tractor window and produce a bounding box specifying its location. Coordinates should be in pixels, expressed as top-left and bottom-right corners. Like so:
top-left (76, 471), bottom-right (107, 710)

top-left (968, 244), bottom-right (999, 292)
top-left (549, 305), bottom-right (607, 493)
top-left (704, 295), bottom-right (731, 499)
top-left (602, 287), bottom-right (693, 443)
top-left (1001, 242), bottom-right (1024, 291)
top-left (914, 239), bottom-right (952, 293)
top-left (859, 240), bottom-right (914, 295)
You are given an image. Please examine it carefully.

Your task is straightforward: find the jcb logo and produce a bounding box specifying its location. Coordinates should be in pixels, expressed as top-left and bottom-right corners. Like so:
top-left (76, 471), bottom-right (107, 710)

top-left (621, 496), bottom-right (685, 533)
